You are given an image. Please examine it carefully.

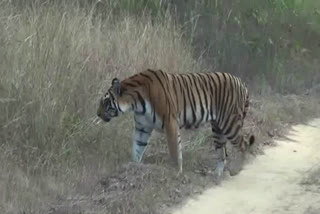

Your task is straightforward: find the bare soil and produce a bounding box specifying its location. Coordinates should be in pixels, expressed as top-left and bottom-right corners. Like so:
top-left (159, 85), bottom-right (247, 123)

top-left (172, 119), bottom-right (320, 214)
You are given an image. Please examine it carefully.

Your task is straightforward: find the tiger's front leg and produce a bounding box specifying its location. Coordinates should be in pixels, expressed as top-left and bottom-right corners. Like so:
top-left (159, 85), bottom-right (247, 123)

top-left (165, 119), bottom-right (183, 175)
top-left (132, 122), bottom-right (153, 163)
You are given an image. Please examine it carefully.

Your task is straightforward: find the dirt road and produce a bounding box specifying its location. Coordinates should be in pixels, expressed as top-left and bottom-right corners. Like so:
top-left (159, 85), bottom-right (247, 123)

top-left (172, 119), bottom-right (320, 214)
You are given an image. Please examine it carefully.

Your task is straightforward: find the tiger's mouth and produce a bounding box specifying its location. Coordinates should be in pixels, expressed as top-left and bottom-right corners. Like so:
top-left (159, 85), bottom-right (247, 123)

top-left (97, 113), bottom-right (112, 122)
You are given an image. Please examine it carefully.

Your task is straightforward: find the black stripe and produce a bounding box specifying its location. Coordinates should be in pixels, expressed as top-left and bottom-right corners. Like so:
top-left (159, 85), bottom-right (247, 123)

top-left (153, 111), bottom-right (156, 123)
top-left (222, 84), bottom-right (237, 131)
top-left (227, 124), bottom-right (241, 141)
top-left (198, 74), bottom-right (209, 122)
top-left (162, 115), bottom-right (165, 129)
top-left (176, 76), bottom-right (186, 127)
top-left (221, 112), bottom-right (232, 133)
top-left (134, 91), bottom-right (146, 114)
top-left (130, 74), bottom-right (139, 78)
top-left (209, 74), bottom-right (219, 121)
top-left (186, 75), bottom-right (197, 113)
top-left (136, 140), bottom-right (147, 146)
top-left (109, 91), bottom-right (115, 100)
top-left (212, 135), bottom-right (221, 140)
top-left (223, 114), bottom-right (237, 136)
top-left (182, 85), bottom-right (187, 127)
top-left (159, 69), bottom-right (170, 82)
top-left (140, 73), bottom-right (153, 82)
top-left (214, 141), bottom-right (225, 148)
top-left (206, 74), bottom-right (215, 121)
top-left (216, 73), bottom-right (224, 125)
top-left (136, 127), bottom-right (149, 134)
top-left (198, 73), bottom-right (209, 91)
top-left (132, 79), bottom-right (143, 85)
top-left (219, 73), bottom-right (230, 130)
top-left (213, 73), bottom-right (221, 123)
top-left (174, 75), bottom-right (186, 128)
top-left (123, 82), bottom-right (136, 87)
top-left (219, 73), bottom-right (227, 125)
top-left (172, 75), bottom-right (179, 111)
top-left (211, 121), bottom-right (223, 135)
top-left (185, 75), bottom-right (197, 125)
top-left (230, 136), bottom-right (240, 145)
top-left (147, 69), bottom-right (168, 114)
top-left (243, 96), bottom-right (249, 118)
top-left (194, 76), bottom-right (205, 127)
top-left (158, 70), bottom-right (173, 117)
top-left (227, 74), bottom-right (236, 115)
top-left (181, 76), bottom-right (192, 127)
top-left (147, 69), bottom-right (166, 92)
top-left (195, 75), bottom-right (206, 122)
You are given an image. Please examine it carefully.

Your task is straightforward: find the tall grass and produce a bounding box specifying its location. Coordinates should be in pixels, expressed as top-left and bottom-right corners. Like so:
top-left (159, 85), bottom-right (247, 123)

top-left (168, 0), bottom-right (320, 93)
top-left (0, 2), bottom-right (203, 212)
top-left (65, 0), bottom-right (320, 93)
top-left (6, 0), bottom-right (319, 94)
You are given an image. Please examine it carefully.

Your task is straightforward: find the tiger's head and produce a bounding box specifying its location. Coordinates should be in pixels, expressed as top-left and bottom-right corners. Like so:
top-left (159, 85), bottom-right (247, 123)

top-left (97, 78), bottom-right (121, 122)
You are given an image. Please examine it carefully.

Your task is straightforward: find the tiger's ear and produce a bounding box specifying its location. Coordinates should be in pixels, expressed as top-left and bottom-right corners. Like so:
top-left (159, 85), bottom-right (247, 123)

top-left (112, 78), bottom-right (121, 96)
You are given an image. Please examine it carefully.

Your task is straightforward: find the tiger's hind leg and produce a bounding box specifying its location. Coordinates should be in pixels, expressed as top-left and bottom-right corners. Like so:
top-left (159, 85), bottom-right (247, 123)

top-left (228, 134), bottom-right (255, 176)
top-left (165, 118), bottom-right (183, 175)
top-left (132, 123), bottom-right (153, 163)
top-left (213, 141), bottom-right (227, 182)
top-left (211, 121), bottom-right (228, 182)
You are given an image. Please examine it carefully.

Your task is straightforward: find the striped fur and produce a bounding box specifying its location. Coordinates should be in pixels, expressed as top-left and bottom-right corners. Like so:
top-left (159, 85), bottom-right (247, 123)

top-left (97, 69), bottom-right (255, 176)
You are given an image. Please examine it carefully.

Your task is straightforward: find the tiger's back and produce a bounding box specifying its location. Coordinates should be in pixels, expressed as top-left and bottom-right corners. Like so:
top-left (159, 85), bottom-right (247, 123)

top-left (120, 69), bottom-right (249, 134)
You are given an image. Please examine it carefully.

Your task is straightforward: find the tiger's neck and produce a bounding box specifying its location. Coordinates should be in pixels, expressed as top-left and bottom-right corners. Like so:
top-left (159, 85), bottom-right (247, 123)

top-left (118, 90), bottom-right (147, 115)
top-left (118, 99), bottom-right (134, 113)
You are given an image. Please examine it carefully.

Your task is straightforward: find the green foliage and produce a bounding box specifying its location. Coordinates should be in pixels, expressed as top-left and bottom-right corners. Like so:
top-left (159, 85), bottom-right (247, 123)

top-left (74, 0), bottom-right (320, 93)
top-left (172, 0), bottom-right (320, 93)
top-left (83, 0), bottom-right (320, 93)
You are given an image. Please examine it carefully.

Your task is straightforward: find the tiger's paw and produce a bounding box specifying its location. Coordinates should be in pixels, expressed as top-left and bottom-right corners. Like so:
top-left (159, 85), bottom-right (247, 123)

top-left (213, 161), bottom-right (225, 185)
top-left (175, 169), bottom-right (183, 178)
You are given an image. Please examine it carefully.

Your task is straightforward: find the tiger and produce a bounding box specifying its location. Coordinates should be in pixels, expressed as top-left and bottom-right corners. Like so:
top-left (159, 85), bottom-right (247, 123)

top-left (97, 69), bottom-right (255, 179)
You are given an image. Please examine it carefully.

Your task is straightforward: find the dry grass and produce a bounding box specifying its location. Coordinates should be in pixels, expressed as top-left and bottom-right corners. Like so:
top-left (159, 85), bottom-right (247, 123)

top-left (0, 2), bottom-right (204, 213)
top-left (301, 163), bottom-right (320, 214)
top-left (32, 92), bottom-right (320, 214)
